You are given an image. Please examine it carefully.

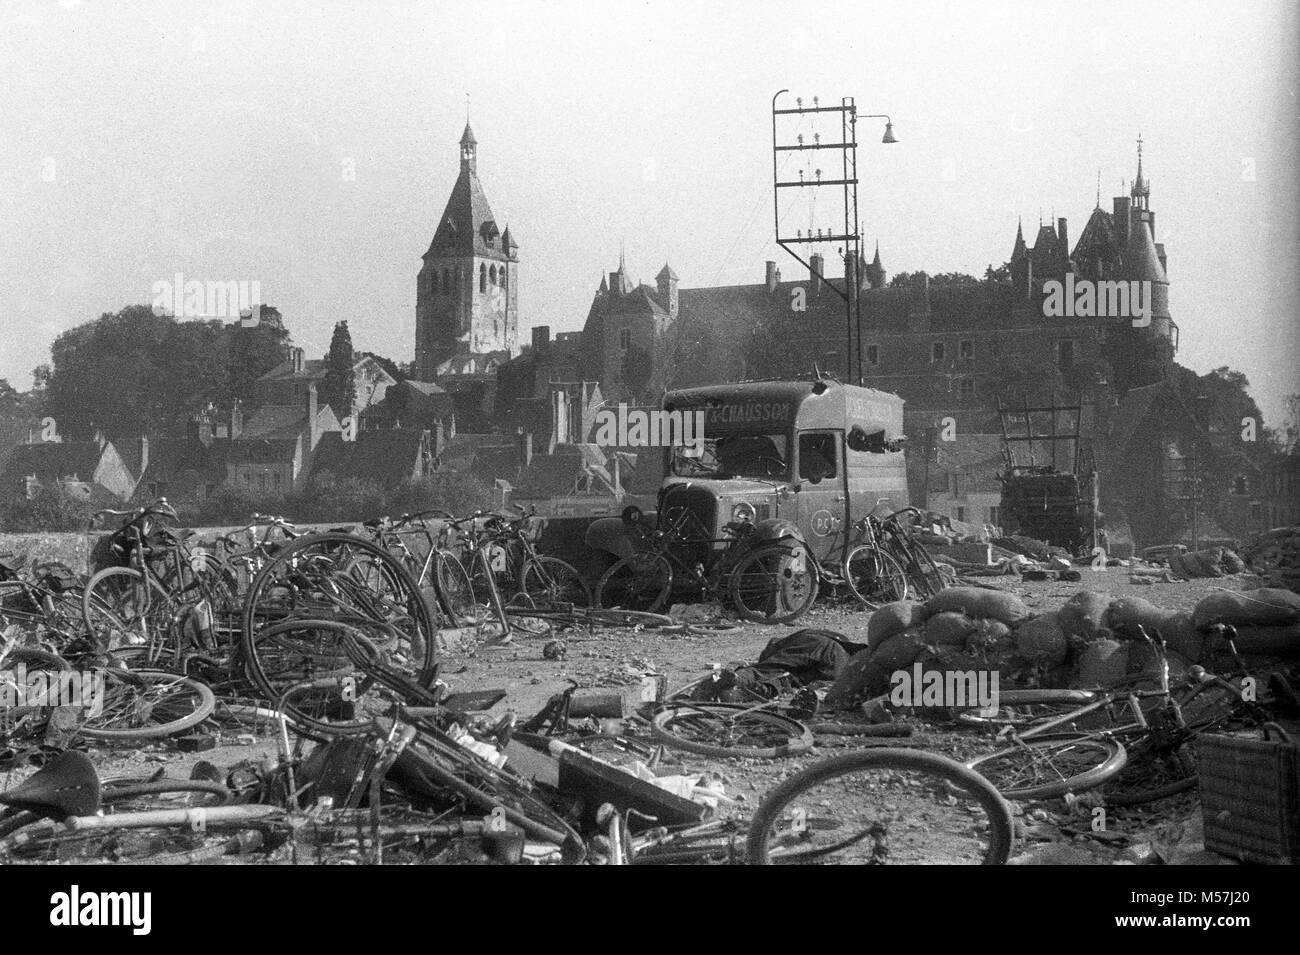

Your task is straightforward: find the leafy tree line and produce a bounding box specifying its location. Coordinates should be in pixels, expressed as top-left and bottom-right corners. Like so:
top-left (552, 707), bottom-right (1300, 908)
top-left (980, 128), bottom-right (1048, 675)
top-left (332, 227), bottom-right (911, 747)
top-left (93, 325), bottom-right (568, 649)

top-left (40, 304), bottom-right (292, 442)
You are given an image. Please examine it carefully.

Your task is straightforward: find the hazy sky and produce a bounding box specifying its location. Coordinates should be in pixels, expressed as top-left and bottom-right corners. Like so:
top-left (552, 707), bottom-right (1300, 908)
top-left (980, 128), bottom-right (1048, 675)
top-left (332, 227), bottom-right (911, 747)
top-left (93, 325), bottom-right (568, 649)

top-left (2, 0), bottom-right (1297, 423)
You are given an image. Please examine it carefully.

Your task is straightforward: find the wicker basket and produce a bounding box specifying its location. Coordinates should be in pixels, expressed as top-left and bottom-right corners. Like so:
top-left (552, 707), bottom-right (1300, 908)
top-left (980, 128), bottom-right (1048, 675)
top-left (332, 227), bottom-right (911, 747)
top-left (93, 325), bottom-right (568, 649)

top-left (1198, 722), bottom-right (1299, 865)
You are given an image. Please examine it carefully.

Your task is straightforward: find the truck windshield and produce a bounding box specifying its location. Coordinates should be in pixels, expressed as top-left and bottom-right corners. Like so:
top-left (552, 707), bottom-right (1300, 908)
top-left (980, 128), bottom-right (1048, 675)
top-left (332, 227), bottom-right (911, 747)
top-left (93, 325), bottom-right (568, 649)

top-left (671, 433), bottom-right (790, 480)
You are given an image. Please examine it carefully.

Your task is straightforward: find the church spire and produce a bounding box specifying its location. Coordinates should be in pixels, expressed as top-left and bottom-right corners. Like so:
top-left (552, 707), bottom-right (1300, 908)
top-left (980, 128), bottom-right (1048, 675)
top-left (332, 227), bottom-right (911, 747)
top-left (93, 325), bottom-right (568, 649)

top-left (460, 121), bottom-right (477, 174)
top-left (1131, 133), bottom-right (1149, 205)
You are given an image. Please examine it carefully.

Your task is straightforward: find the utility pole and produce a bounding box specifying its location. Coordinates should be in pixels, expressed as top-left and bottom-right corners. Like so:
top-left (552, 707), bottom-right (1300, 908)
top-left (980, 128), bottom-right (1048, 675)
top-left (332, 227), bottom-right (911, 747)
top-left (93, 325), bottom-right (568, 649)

top-left (771, 91), bottom-right (896, 385)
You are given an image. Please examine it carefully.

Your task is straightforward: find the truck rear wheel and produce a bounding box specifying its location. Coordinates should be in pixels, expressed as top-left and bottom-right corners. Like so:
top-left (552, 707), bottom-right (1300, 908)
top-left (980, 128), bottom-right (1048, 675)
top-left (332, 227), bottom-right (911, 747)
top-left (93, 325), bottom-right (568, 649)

top-left (730, 544), bottom-right (818, 624)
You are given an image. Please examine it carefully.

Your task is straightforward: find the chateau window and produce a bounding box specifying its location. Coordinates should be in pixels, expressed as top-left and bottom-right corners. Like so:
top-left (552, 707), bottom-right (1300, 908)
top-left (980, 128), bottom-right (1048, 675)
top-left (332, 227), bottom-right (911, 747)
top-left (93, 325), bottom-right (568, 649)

top-left (959, 378), bottom-right (975, 399)
top-left (443, 269), bottom-right (451, 292)
top-left (988, 505), bottom-right (1001, 526)
top-left (619, 328), bottom-right (632, 352)
top-left (489, 265), bottom-right (497, 286)
top-left (1233, 475), bottom-right (1248, 495)
top-left (866, 345), bottom-right (879, 366)
top-left (960, 340), bottom-right (974, 359)
top-left (932, 342), bottom-right (945, 362)
top-left (480, 264), bottom-right (487, 292)
top-left (956, 506), bottom-right (966, 522)
top-left (429, 271), bottom-right (438, 294)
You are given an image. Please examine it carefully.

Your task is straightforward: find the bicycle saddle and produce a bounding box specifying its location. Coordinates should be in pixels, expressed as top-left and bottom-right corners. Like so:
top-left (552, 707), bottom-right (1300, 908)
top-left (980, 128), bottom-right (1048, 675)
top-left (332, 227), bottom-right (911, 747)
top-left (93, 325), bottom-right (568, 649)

top-left (0, 750), bottom-right (101, 820)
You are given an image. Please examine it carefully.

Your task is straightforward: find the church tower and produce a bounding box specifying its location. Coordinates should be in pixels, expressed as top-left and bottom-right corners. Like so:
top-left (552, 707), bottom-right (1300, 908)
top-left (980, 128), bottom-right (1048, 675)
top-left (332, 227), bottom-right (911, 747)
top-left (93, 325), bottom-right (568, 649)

top-left (415, 122), bottom-right (520, 380)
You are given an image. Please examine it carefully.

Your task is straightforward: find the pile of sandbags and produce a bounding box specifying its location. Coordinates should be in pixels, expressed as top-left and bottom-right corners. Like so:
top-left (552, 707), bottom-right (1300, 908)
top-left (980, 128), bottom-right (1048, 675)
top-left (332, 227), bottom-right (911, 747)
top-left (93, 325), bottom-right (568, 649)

top-left (1190, 587), bottom-right (1300, 655)
top-left (824, 584), bottom-right (1300, 708)
top-left (1241, 526), bottom-right (1300, 593)
top-left (1166, 546), bottom-right (1247, 579)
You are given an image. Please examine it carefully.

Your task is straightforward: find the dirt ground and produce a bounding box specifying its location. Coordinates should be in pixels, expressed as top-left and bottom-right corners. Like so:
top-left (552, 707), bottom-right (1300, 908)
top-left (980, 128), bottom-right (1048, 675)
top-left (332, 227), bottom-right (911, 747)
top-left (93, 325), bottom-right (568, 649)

top-left (3, 532), bottom-right (1290, 864)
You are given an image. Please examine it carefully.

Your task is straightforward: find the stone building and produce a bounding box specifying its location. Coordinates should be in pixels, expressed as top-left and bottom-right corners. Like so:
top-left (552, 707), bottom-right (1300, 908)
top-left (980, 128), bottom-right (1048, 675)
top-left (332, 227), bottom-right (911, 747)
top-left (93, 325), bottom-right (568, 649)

top-left (414, 124), bottom-right (520, 379)
top-left (579, 255), bottom-right (679, 403)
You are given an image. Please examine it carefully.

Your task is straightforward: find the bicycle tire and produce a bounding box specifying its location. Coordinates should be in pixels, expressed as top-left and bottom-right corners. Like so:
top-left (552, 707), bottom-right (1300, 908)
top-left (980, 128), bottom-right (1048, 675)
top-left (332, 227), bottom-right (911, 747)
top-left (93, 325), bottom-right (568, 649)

top-left (78, 670), bottom-right (216, 741)
top-left (954, 689), bottom-right (1100, 729)
top-left (1102, 737), bottom-right (1198, 806)
top-left (650, 702), bottom-right (814, 759)
top-left (729, 544), bottom-right (818, 624)
top-left (844, 546), bottom-right (909, 607)
top-left (596, 553), bottom-right (673, 613)
top-left (101, 779), bottom-right (233, 808)
top-left (241, 533), bottom-right (438, 698)
top-left (433, 550), bottom-right (476, 626)
top-left (965, 734), bottom-right (1128, 801)
top-left (746, 748), bottom-right (1014, 865)
top-left (81, 566), bottom-right (176, 648)
top-left (520, 556), bottom-right (592, 610)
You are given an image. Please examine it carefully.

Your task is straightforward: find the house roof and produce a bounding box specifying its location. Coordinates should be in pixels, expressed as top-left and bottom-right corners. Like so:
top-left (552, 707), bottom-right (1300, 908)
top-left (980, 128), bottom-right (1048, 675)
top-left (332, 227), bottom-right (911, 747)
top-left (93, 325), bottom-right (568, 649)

top-left (311, 429), bottom-right (428, 488)
top-left (241, 405), bottom-right (309, 440)
top-left (136, 437), bottom-right (229, 489)
top-left (0, 442), bottom-right (106, 486)
top-left (226, 438), bottom-right (299, 464)
top-left (258, 358), bottom-right (328, 383)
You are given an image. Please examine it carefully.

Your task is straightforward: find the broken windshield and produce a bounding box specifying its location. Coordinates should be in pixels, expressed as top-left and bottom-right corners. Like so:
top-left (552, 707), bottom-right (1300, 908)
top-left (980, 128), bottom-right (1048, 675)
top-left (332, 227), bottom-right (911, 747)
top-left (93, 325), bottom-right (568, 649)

top-left (671, 433), bottom-right (790, 480)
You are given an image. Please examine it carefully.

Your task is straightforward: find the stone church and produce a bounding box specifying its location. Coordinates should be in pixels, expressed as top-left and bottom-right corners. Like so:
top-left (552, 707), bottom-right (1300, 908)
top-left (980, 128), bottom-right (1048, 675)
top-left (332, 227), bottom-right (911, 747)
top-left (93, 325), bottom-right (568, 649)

top-left (414, 124), bottom-right (520, 380)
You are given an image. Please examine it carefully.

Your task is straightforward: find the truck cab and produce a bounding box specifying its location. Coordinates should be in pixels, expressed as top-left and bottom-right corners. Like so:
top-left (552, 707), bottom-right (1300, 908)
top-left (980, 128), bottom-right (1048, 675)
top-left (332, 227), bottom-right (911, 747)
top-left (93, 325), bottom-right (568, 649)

top-left (584, 378), bottom-right (908, 568)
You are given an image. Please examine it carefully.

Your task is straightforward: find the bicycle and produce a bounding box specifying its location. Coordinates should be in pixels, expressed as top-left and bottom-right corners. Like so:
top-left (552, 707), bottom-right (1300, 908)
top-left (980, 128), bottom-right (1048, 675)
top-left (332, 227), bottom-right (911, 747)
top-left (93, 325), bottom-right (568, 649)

top-left (964, 625), bottom-right (1269, 803)
top-left (596, 505), bottom-right (816, 623)
top-left (875, 506), bottom-right (948, 600)
top-left (814, 505), bottom-right (911, 608)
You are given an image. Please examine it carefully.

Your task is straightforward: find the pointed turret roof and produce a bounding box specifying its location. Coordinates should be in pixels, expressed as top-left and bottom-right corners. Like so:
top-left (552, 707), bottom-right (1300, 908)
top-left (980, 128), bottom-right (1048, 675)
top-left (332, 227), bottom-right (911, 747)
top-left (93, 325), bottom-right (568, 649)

top-left (1131, 134), bottom-right (1149, 199)
top-left (1011, 219), bottom-right (1027, 260)
top-left (1126, 218), bottom-right (1166, 282)
top-left (460, 122), bottom-right (477, 146)
top-left (426, 130), bottom-right (507, 260)
top-left (656, 263), bottom-right (678, 282)
top-left (598, 274), bottom-right (609, 293)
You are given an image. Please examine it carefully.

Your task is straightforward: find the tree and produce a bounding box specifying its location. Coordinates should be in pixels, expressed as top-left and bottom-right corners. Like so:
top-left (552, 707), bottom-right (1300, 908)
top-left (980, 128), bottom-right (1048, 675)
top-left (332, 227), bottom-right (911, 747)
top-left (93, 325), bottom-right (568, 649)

top-left (321, 321), bottom-right (356, 419)
top-left (984, 261), bottom-right (1011, 283)
top-left (223, 305), bottom-right (290, 413)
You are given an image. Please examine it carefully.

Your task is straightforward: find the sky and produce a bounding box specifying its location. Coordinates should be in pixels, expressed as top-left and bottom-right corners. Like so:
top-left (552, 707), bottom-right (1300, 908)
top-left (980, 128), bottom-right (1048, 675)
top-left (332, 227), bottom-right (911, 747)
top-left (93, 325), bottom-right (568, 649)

top-left (1, 0), bottom-right (1297, 424)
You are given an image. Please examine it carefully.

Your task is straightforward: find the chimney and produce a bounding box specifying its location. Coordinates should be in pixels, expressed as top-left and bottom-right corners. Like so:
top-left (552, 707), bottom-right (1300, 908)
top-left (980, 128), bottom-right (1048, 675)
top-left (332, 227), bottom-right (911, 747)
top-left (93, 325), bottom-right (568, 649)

top-left (1057, 217), bottom-right (1069, 266)
top-left (532, 325), bottom-right (551, 353)
top-left (93, 428), bottom-right (107, 450)
top-left (765, 261), bottom-right (778, 294)
top-left (306, 382), bottom-right (319, 449)
top-left (517, 427), bottom-right (534, 468)
top-left (810, 253), bottom-right (824, 297)
top-left (229, 401), bottom-right (243, 441)
top-left (291, 346), bottom-right (305, 374)
top-left (1113, 196), bottom-right (1132, 245)
top-left (138, 435), bottom-right (150, 477)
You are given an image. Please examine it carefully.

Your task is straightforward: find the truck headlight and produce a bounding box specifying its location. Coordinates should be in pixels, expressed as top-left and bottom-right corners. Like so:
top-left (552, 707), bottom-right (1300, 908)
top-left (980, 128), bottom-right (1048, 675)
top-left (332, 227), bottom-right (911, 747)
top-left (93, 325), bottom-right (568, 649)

top-left (732, 502), bottom-right (756, 523)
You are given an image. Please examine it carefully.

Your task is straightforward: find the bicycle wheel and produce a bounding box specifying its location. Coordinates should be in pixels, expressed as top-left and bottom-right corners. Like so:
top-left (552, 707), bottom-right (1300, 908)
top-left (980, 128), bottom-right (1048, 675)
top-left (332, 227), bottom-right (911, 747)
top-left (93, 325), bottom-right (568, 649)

top-left (241, 533), bottom-right (438, 700)
top-left (77, 669), bottom-right (216, 741)
top-left (596, 553), bottom-right (673, 613)
top-left (954, 689), bottom-right (1099, 730)
top-left (650, 702), bottom-right (814, 759)
top-left (965, 734), bottom-right (1128, 801)
top-left (729, 545), bottom-right (818, 624)
top-left (433, 550), bottom-right (476, 626)
top-left (101, 779), bottom-right (233, 810)
top-left (82, 567), bottom-right (176, 650)
top-left (747, 748), bottom-right (1014, 865)
top-left (899, 542), bottom-right (948, 599)
top-left (1102, 736), bottom-right (1198, 806)
top-left (520, 556), bottom-right (592, 610)
top-left (844, 546), bottom-right (909, 607)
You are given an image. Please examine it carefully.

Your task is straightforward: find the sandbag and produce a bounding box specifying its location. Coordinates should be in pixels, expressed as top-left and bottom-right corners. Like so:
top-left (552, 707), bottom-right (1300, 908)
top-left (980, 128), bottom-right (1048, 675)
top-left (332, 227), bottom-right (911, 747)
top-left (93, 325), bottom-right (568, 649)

top-left (1012, 613), bottom-right (1068, 668)
top-left (1192, 588), bottom-right (1300, 630)
top-left (1163, 612), bottom-right (1204, 663)
top-left (866, 600), bottom-right (929, 650)
top-left (1057, 591), bottom-right (1113, 642)
top-left (869, 627), bottom-right (928, 673)
top-left (1229, 623), bottom-right (1300, 656)
top-left (965, 618), bottom-right (1014, 656)
top-left (1073, 638), bottom-right (1130, 687)
top-left (924, 611), bottom-right (979, 647)
top-left (824, 651), bottom-right (892, 707)
top-left (924, 587), bottom-right (1031, 627)
top-left (1104, 596), bottom-right (1177, 640)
